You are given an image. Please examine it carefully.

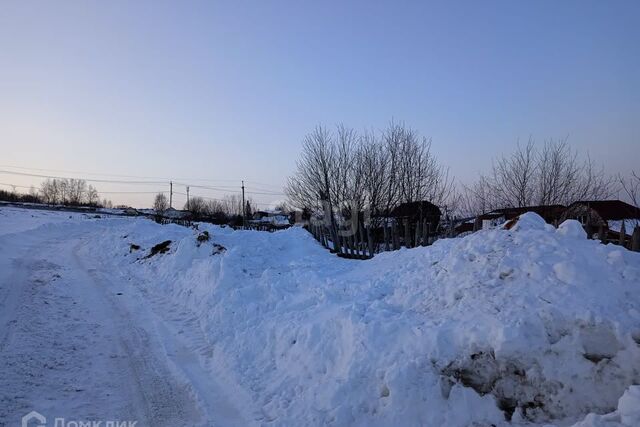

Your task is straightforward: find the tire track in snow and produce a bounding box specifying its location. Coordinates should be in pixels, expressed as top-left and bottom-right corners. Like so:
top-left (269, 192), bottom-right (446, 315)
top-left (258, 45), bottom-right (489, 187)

top-left (73, 240), bottom-right (250, 427)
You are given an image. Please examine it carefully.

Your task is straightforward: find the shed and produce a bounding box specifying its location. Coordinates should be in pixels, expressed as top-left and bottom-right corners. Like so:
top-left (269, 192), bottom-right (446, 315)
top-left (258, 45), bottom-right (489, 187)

top-left (562, 200), bottom-right (640, 238)
top-left (389, 201), bottom-right (441, 226)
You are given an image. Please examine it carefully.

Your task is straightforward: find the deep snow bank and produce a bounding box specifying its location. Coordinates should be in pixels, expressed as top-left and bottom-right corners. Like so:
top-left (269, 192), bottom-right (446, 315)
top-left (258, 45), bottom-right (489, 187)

top-left (90, 213), bottom-right (640, 427)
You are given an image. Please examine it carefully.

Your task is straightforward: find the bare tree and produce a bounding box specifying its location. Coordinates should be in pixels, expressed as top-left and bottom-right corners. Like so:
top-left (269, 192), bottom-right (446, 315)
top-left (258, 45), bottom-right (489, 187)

top-left (361, 131), bottom-right (390, 224)
top-left (86, 185), bottom-right (99, 206)
top-left (184, 196), bottom-right (207, 217)
top-left (286, 125), bottom-right (336, 213)
top-left (39, 178), bottom-right (100, 206)
top-left (484, 139), bottom-right (538, 208)
top-left (153, 193), bottom-right (169, 213)
top-left (537, 139), bottom-right (615, 205)
top-left (286, 121), bottom-right (454, 231)
top-left (457, 176), bottom-right (498, 217)
top-left (468, 138), bottom-right (615, 212)
top-left (620, 171), bottom-right (640, 208)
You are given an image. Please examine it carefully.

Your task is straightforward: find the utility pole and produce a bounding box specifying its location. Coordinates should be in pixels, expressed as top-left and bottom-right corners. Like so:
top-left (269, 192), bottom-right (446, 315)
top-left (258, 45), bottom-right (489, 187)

top-left (169, 181), bottom-right (173, 209)
top-left (241, 180), bottom-right (246, 229)
top-left (186, 186), bottom-right (190, 211)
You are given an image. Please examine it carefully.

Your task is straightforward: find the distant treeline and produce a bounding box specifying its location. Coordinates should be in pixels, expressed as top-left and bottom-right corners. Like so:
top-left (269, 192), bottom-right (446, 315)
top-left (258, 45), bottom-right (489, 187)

top-left (286, 121), bottom-right (636, 220)
top-left (0, 178), bottom-right (112, 208)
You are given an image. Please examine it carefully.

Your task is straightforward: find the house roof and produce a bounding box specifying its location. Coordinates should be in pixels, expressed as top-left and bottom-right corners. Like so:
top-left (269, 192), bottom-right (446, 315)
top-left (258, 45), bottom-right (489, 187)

top-left (479, 205), bottom-right (566, 221)
top-left (570, 200), bottom-right (640, 221)
top-left (389, 201), bottom-right (441, 218)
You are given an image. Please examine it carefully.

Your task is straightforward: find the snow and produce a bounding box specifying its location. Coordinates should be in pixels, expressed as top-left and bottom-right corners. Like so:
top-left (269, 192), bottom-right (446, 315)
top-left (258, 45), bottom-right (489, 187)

top-left (557, 219), bottom-right (588, 239)
top-left (617, 386), bottom-right (640, 426)
top-left (1, 207), bottom-right (639, 426)
top-left (608, 219), bottom-right (639, 235)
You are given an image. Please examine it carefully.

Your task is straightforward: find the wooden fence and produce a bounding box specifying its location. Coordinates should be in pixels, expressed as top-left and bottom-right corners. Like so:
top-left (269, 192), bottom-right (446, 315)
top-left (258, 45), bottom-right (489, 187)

top-left (155, 217), bottom-right (193, 227)
top-left (309, 220), bottom-right (640, 259)
top-left (232, 223), bottom-right (292, 232)
top-left (307, 218), bottom-right (441, 259)
top-left (585, 223), bottom-right (640, 252)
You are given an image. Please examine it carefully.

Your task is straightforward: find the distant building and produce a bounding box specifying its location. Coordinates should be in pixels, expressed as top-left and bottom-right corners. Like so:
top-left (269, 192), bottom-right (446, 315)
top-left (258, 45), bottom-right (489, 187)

top-left (561, 200), bottom-right (640, 238)
top-left (123, 207), bottom-right (139, 216)
top-left (476, 205), bottom-right (566, 227)
top-left (252, 210), bottom-right (291, 227)
top-left (161, 207), bottom-right (192, 220)
top-left (389, 201), bottom-right (442, 226)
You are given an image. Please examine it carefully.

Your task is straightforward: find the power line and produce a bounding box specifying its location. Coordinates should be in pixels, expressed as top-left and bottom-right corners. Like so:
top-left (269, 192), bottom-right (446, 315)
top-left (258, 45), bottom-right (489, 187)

top-left (0, 182), bottom-right (32, 189)
top-left (0, 164), bottom-right (172, 181)
top-left (0, 169), bottom-right (167, 185)
top-left (96, 190), bottom-right (168, 194)
top-left (175, 182), bottom-right (285, 196)
top-left (0, 168), bottom-right (286, 208)
top-left (0, 164), bottom-right (285, 189)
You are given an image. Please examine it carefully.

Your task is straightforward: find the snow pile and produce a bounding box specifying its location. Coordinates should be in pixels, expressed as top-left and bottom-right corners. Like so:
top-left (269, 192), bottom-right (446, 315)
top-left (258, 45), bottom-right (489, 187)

top-left (0, 206), bottom-right (90, 236)
top-left (79, 212), bottom-right (639, 426)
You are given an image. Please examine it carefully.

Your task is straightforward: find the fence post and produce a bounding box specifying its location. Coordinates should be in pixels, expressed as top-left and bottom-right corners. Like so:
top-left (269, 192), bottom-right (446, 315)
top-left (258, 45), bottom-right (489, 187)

top-left (422, 220), bottom-right (428, 246)
top-left (330, 220), bottom-right (340, 253)
top-left (392, 223), bottom-right (400, 250)
top-left (324, 226), bottom-right (330, 249)
top-left (345, 232), bottom-right (356, 256)
top-left (358, 223), bottom-right (366, 259)
top-left (632, 226), bottom-right (640, 252)
top-left (367, 225), bottom-right (374, 257)
top-left (619, 221), bottom-right (626, 247)
top-left (598, 224), bottom-right (606, 243)
top-left (404, 219), bottom-right (411, 248)
top-left (384, 225), bottom-right (390, 251)
top-left (585, 219), bottom-right (593, 240)
top-left (351, 230), bottom-right (357, 256)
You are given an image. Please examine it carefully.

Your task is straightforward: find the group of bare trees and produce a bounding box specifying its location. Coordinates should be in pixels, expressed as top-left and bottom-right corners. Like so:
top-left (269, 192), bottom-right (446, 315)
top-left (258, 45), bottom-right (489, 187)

top-left (39, 178), bottom-right (103, 206)
top-left (458, 139), bottom-right (617, 216)
top-left (153, 192), bottom-right (255, 221)
top-left (286, 123), bottom-right (635, 226)
top-left (183, 194), bottom-right (255, 218)
top-left (286, 122), bottom-right (454, 224)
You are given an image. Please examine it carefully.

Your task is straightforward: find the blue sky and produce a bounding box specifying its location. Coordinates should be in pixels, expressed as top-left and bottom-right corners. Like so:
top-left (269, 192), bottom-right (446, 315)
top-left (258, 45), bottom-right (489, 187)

top-left (1, 1), bottom-right (638, 207)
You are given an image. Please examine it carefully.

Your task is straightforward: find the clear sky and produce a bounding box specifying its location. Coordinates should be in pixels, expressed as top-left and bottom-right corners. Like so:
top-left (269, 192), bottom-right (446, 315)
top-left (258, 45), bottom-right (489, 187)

top-left (1, 1), bottom-right (638, 208)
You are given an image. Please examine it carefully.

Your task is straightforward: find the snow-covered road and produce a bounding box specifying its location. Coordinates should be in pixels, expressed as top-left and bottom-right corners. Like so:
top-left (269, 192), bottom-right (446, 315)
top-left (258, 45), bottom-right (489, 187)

top-left (0, 215), bottom-right (247, 426)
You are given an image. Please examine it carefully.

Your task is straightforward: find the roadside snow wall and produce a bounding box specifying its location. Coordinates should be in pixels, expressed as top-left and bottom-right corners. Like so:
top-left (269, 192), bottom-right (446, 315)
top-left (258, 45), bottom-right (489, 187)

top-left (95, 213), bottom-right (640, 427)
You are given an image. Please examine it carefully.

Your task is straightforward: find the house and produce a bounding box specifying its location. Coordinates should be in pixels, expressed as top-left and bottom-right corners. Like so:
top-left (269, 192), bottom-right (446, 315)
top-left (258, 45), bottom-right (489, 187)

top-left (252, 210), bottom-right (291, 227)
top-left (453, 219), bottom-right (476, 235)
top-left (123, 207), bottom-right (139, 216)
top-left (561, 200), bottom-right (640, 238)
top-left (161, 207), bottom-right (192, 220)
top-left (389, 201), bottom-right (441, 226)
top-left (476, 205), bottom-right (566, 228)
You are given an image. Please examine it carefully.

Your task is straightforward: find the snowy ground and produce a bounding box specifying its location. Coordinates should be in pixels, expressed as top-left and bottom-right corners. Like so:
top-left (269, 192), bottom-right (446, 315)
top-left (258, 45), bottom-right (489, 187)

top-left (0, 206), bottom-right (639, 427)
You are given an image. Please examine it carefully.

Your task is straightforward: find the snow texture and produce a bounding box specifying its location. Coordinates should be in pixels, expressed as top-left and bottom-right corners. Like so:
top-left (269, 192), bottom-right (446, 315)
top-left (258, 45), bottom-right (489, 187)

top-left (1, 207), bottom-right (639, 426)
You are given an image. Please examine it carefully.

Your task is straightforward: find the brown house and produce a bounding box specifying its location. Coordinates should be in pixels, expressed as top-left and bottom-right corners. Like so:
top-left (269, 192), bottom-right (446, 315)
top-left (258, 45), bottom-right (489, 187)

top-left (561, 200), bottom-right (640, 238)
top-left (477, 205), bottom-right (566, 225)
top-left (389, 201), bottom-right (441, 226)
